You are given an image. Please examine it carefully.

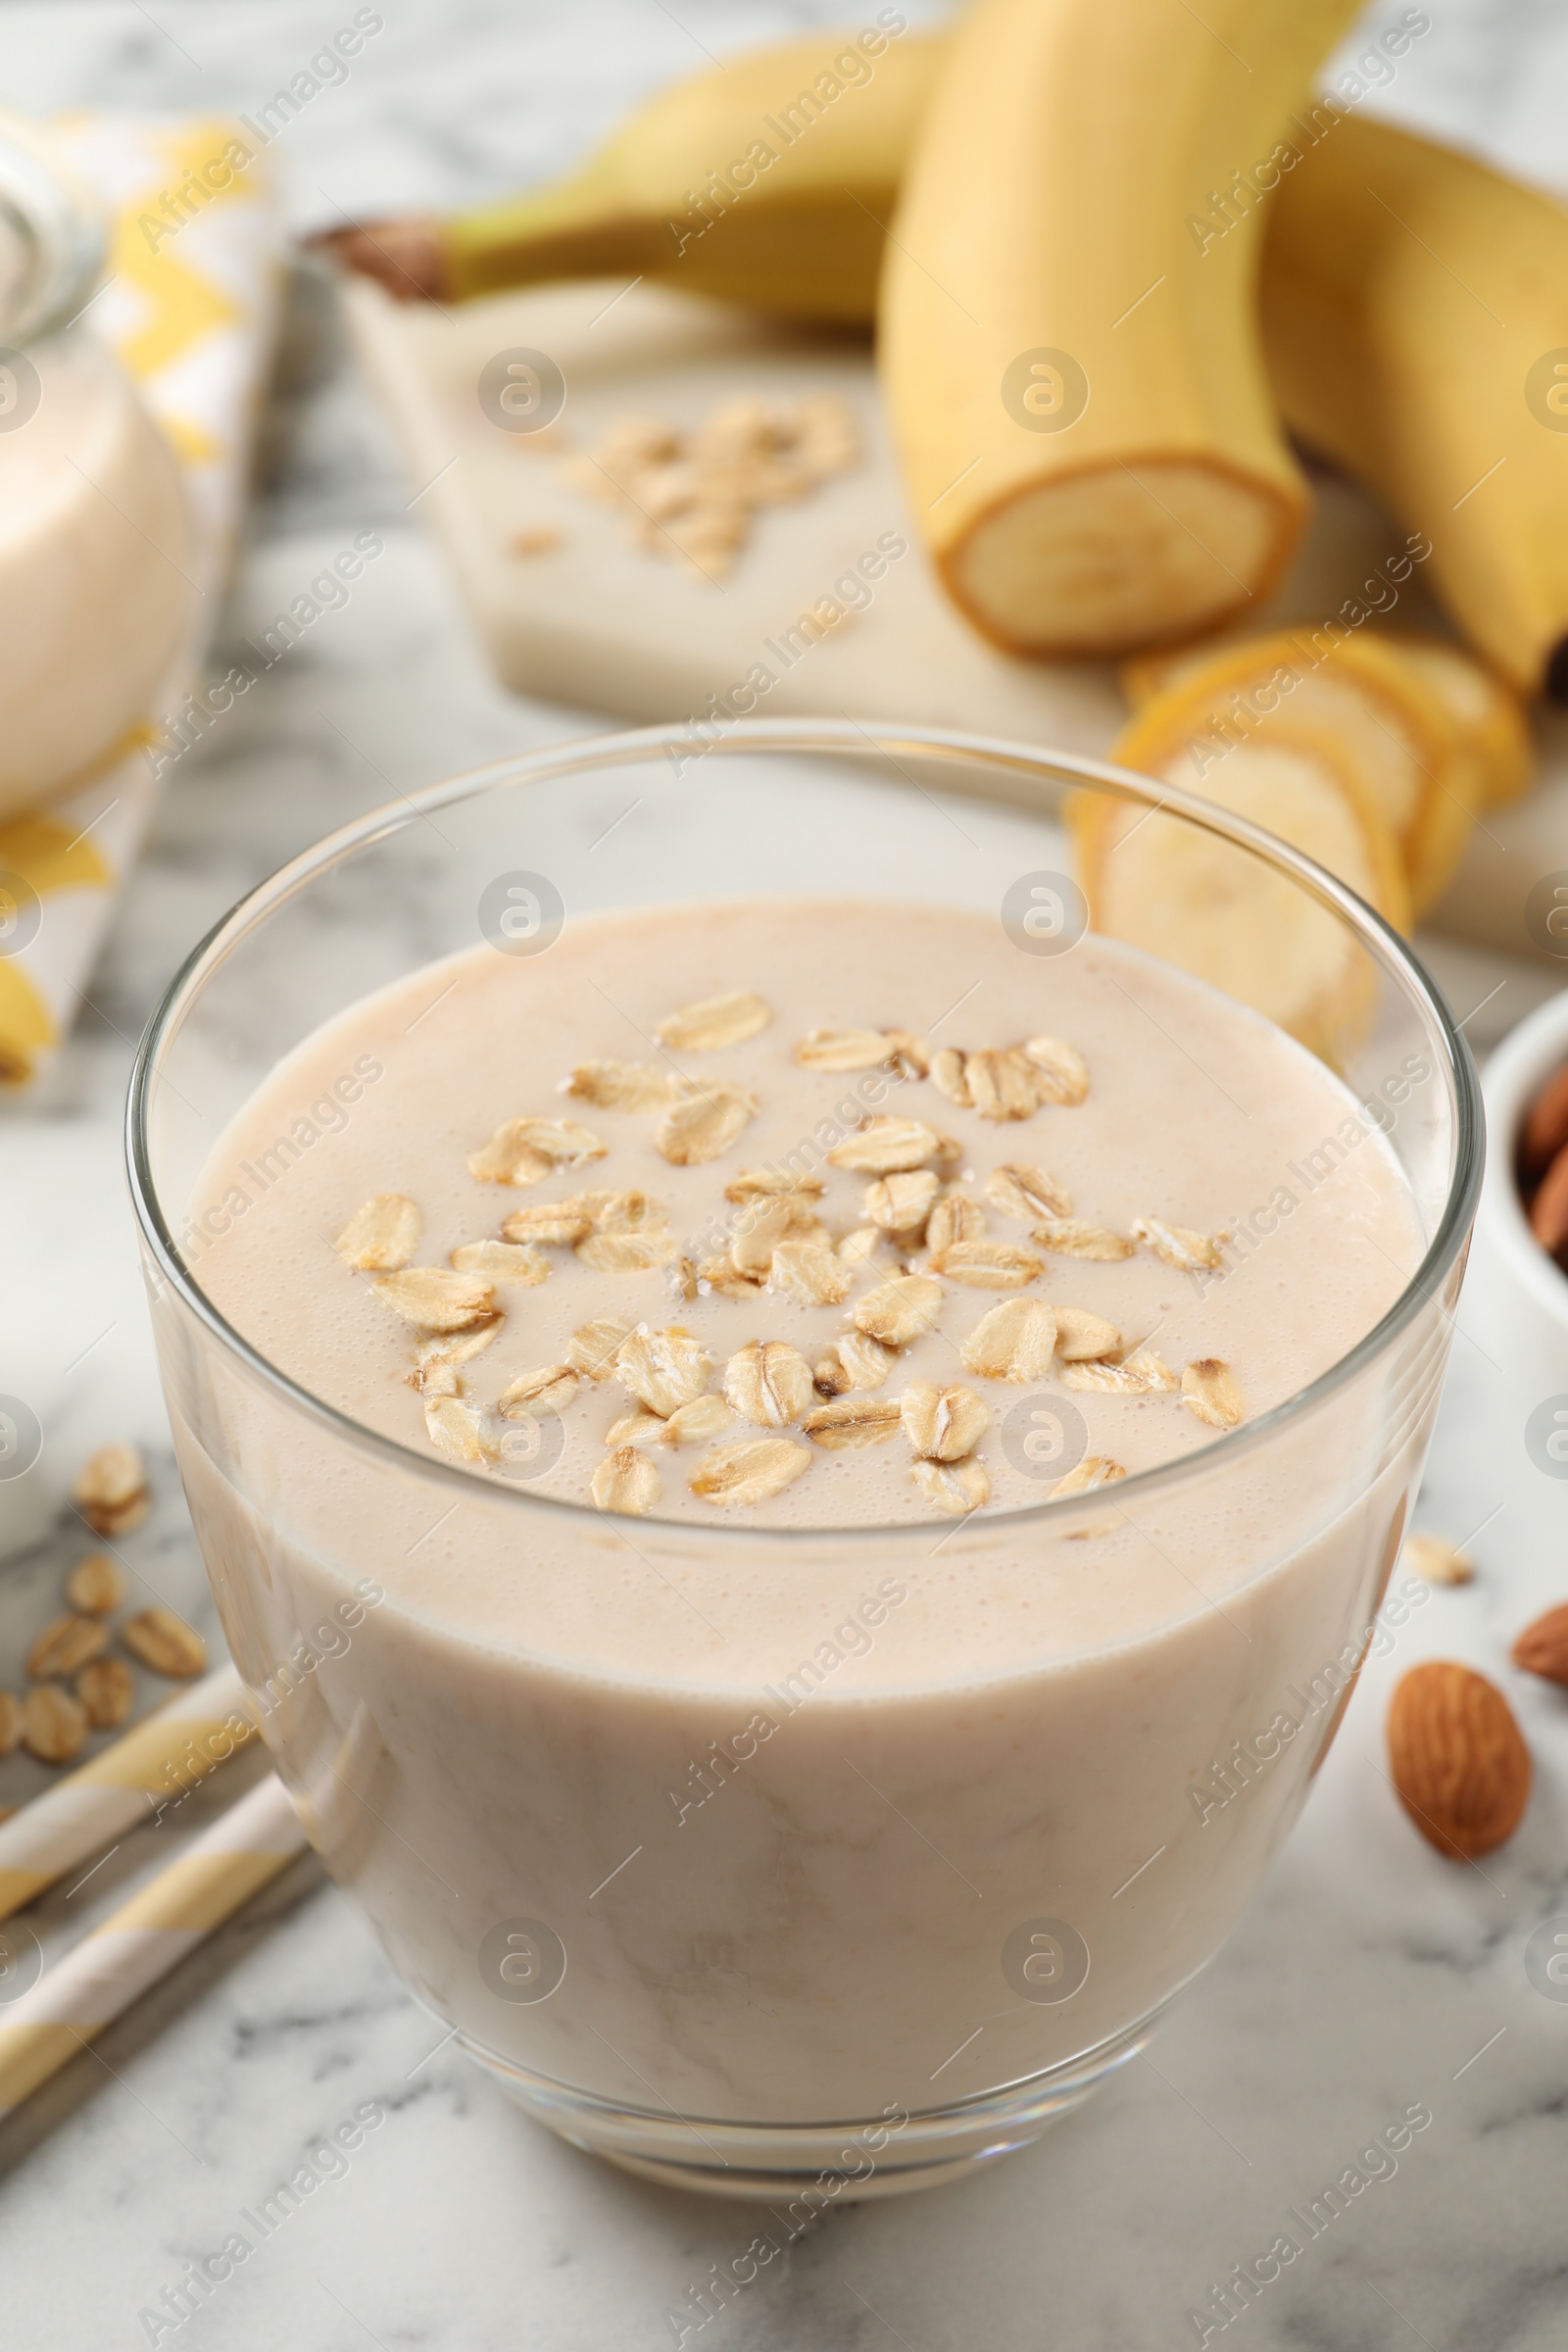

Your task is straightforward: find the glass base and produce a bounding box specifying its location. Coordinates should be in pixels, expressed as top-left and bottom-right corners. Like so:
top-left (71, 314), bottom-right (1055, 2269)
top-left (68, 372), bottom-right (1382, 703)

top-left (457, 2007), bottom-right (1168, 2200)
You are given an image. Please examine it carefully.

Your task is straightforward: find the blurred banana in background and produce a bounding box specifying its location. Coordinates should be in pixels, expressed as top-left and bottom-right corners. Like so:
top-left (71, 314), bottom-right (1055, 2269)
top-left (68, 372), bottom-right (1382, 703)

top-left (878, 0), bottom-right (1361, 659)
top-left (318, 19), bottom-right (934, 318)
top-left (1263, 114), bottom-right (1568, 699)
top-left (318, 15), bottom-right (1568, 701)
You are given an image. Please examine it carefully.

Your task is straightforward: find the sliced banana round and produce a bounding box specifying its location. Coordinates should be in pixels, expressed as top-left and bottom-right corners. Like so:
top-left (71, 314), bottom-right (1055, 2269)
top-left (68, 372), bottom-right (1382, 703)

top-left (1381, 630), bottom-right (1533, 811)
top-left (1118, 626), bottom-right (1471, 914)
top-left (1075, 719), bottom-right (1409, 1063)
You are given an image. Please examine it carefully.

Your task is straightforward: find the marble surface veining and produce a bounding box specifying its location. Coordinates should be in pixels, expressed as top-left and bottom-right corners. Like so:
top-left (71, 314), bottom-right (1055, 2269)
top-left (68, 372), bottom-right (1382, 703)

top-left (1, 4), bottom-right (1567, 2347)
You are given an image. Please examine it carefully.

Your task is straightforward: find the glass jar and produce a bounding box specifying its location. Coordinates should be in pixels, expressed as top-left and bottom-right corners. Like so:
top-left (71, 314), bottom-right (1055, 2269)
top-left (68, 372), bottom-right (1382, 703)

top-left (128, 722), bottom-right (1482, 2198)
top-left (0, 113), bottom-right (195, 818)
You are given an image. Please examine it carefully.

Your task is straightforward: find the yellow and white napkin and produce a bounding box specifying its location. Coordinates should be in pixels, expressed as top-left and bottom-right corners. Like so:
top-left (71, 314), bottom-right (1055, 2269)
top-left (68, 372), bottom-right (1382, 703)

top-left (0, 117), bottom-right (281, 1088)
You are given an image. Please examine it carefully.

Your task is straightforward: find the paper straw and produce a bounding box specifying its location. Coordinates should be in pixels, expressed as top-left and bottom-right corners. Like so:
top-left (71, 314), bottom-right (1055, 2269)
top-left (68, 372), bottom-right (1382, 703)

top-left (0, 1663), bottom-right (255, 1921)
top-left (0, 1772), bottom-right (305, 2116)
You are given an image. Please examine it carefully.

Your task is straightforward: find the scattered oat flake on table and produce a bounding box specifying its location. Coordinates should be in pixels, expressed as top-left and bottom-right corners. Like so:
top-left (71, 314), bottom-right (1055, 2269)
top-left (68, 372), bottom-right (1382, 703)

top-left (73, 1442), bottom-right (149, 1538)
top-left (27, 1615), bottom-right (108, 1681)
top-left (565, 394), bottom-right (858, 580)
top-left (1404, 1533), bottom-right (1475, 1587)
top-left (65, 1551), bottom-right (125, 1616)
top-left (23, 1686), bottom-right (87, 1765)
top-left (510, 524), bottom-right (561, 556)
top-left (76, 1656), bottom-right (134, 1730)
top-left (120, 1608), bottom-right (208, 1679)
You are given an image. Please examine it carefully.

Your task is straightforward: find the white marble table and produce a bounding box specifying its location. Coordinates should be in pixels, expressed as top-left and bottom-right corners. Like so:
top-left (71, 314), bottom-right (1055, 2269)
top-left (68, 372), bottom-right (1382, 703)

top-left (2, 6), bottom-right (1567, 2347)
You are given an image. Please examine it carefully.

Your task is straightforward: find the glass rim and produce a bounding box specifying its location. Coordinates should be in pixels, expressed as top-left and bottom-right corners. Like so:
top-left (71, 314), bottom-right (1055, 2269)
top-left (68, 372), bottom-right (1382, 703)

top-left (124, 715), bottom-right (1485, 1552)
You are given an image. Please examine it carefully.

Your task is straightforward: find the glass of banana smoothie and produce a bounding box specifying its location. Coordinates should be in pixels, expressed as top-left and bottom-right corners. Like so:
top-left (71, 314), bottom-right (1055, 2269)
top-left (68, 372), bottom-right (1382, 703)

top-left (127, 722), bottom-right (1480, 2197)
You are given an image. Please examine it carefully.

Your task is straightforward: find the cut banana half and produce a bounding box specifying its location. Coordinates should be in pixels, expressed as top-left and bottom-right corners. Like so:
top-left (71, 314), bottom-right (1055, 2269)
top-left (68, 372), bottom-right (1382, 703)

top-left (1076, 718), bottom-right (1410, 1064)
top-left (1119, 628), bottom-right (1474, 915)
top-left (879, 0), bottom-right (1361, 660)
top-left (1381, 632), bottom-right (1534, 811)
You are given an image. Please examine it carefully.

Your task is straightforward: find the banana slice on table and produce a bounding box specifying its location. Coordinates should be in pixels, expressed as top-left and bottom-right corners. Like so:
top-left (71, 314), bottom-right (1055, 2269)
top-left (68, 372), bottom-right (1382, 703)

top-left (1119, 629), bottom-right (1475, 916)
top-left (1380, 632), bottom-right (1534, 812)
top-left (1075, 718), bottom-right (1410, 1065)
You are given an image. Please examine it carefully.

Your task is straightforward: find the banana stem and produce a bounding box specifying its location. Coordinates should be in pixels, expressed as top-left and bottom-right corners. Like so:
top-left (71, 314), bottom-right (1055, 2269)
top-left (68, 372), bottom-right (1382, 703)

top-left (445, 177), bottom-right (669, 301)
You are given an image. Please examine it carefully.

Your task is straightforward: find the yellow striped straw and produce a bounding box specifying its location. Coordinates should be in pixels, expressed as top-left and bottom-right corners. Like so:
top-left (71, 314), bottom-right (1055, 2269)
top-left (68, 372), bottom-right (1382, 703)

top-left (0, 1663), bottom-right (256, 1922)
top-left (0, 1772), bottom-right (306, 2116)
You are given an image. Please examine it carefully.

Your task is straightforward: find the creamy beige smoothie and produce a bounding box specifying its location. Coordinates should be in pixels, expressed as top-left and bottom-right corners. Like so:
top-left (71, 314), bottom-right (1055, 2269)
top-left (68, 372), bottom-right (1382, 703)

top-left (0, 328), bottom-right (193, 812)
top-left (172, 899), bottom-right (1434, 2139)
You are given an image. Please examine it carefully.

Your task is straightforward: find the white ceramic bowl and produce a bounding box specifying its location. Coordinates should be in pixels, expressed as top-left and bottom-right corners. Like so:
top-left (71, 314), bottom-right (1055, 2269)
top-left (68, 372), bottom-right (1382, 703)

top-left (1467, 990), bottom-right (1568, 1463)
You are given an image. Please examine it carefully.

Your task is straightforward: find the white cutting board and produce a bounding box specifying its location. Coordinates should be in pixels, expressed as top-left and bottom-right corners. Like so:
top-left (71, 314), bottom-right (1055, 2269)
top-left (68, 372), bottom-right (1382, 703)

top-left (344, 276), bottom-right (1568, 964)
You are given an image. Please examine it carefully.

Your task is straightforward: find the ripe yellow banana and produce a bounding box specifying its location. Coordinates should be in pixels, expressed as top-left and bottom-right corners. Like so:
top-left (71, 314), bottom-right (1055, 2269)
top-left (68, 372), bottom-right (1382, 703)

top-left (323, 20), bottom-right (1568, 694)
top-left (878, 0), bottom-right (1361, 660)
top-left (1262, 114), bottom-right (1568, 698)
top-left (441, 17), bottom-right (935, 319)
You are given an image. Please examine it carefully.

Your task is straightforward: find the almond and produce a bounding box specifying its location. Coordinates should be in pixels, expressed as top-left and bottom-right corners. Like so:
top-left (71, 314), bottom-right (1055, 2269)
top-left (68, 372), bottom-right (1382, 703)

top-left (0, 1690), bottom-right (21, 1758)
top-left (1511, 1601), bottom-right (1568, 1688)
top-left (1386, 1661), bottom-right (1531, 1860)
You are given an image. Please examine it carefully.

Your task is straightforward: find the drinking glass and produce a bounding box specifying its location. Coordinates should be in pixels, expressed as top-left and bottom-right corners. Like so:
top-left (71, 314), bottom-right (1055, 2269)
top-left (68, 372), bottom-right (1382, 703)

top-left (127, 721), bottom-right (1481, 2198)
